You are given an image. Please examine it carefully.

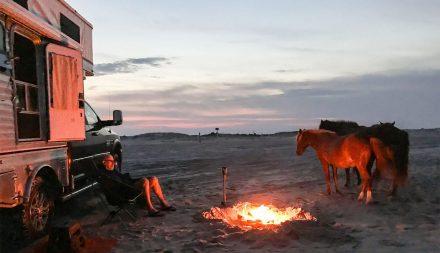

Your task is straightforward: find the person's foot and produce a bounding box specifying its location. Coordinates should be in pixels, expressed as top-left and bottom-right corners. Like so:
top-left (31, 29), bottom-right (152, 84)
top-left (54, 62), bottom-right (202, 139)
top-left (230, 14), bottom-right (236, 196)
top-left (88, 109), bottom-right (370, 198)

top-left (161, 205), bottom-right (177, 212)
top-left (147, 210), bottom-right (164, 217)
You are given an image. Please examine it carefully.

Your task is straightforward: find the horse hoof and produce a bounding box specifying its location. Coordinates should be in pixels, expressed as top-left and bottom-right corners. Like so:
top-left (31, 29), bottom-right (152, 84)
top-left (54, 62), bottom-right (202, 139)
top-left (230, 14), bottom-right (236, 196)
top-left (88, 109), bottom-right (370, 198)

top-left (326, 188), bottom-right (331, 195)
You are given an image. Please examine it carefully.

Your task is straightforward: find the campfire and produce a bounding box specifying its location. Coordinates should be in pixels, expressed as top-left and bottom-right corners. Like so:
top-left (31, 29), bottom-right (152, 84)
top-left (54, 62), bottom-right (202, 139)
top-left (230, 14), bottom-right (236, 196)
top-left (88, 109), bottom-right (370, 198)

top-left (203, 202), bottom-right (316, 231)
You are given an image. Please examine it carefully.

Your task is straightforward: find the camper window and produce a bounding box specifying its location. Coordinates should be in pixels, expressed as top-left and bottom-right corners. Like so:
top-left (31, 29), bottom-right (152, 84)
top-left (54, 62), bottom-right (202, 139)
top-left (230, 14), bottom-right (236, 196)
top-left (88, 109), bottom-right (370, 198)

top-left (13, 33), bottom-right (40, 140)
top-left (13, 0), bottom-right (28, 9)
top-left (60, 14), bottom-right (80, 43)
top-left (14, 34), bottom-right (37, 84)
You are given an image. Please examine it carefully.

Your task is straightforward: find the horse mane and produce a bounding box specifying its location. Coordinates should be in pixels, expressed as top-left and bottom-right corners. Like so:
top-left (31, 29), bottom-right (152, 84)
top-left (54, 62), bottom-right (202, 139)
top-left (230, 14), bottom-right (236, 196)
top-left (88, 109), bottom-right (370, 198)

top-left (306, 129), bottom-right (335, 134)
top-left (319, 119), bottom-right (363, 135)
top-left (298, 129), bottom-right (336, 142)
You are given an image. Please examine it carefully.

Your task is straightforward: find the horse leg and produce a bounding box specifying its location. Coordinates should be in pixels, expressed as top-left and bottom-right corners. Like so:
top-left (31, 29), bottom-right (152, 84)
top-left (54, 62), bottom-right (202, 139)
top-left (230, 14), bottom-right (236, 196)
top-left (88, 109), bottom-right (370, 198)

top-left (388, 159), bottom-right (399, 196)
top-left (357, 168), bottom-right (371, 202)
top-left (372, 168), bottom-right (380, 180)
top-left (354, 168), bottom-right (361, 185)
top-left (366, 177), bottom-right (373, 204)
top-left (357, 182), bottom-right (366, 201)
top-left (344, 168), bottom-right (350, 187)
top-left (321, 161), bottom-right (331, 195)
top-left (388, 180), bottom-right (398, 196)
top-left (332, 167), bottom-right (342, 194)
top-left (365, 156), bottom-right (376, 204)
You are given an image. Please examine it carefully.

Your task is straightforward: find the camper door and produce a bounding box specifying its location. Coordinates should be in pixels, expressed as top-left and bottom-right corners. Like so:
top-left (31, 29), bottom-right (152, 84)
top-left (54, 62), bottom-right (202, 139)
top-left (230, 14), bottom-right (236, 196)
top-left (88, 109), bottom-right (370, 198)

top-left (46, 44), bottom-right (85, 141)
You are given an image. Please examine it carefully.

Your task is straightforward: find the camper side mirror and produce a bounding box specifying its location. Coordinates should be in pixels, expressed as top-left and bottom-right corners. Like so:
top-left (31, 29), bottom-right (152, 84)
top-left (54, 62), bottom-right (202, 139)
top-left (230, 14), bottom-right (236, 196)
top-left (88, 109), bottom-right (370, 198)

top-left (112, 110), bottom-right (123, 125)
top-left (98, 110), bottom-right (123, 127)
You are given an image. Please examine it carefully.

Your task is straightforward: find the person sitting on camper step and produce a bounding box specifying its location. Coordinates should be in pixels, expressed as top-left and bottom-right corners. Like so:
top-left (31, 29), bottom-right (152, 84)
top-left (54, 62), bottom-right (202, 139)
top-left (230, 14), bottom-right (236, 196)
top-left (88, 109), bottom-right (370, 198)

top-left (99, 154), bottom-right (176, 217)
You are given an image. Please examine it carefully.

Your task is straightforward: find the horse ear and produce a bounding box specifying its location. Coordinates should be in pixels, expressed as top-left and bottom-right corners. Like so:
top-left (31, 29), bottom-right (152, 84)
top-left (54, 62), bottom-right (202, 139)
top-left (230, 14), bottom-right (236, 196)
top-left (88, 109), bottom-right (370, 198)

top-left (299, 129), bottom-right (303, 134)
top-left (392, 121), bottom-right (395, 126)
top-left (379, 121), bottom-right (383, 124)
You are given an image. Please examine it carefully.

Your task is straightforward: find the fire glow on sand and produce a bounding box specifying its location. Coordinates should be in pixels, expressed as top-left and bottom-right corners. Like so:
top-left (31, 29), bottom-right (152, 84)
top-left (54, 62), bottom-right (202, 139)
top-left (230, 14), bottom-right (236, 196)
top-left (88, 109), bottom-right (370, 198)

top-left (203, 202), bottom-right (317, 231)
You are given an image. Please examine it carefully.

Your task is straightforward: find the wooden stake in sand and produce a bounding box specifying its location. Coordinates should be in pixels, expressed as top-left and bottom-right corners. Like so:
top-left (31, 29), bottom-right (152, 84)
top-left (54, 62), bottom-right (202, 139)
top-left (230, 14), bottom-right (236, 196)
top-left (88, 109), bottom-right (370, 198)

top-left (221, 166), bottom-right (228, 206)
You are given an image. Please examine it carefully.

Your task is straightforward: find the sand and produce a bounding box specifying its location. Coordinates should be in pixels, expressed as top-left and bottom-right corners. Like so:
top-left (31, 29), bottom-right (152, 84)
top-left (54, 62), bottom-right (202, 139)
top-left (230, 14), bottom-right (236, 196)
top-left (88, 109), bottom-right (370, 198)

top-left (14, 129), bottom-right (440, 252)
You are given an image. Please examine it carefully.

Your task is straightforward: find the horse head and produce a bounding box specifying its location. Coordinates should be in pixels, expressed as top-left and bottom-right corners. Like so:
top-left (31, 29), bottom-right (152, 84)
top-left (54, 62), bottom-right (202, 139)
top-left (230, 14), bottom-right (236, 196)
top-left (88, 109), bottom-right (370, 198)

top-left (296, 129), bottom-right (309, 155)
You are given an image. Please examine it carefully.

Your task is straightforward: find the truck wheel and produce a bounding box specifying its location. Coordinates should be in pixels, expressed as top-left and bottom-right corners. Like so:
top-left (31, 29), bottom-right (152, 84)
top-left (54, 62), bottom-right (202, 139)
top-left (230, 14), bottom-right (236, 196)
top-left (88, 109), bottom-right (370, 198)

top-left (23, 176), bottom-right (55, 238)
top-left (113, 149), bottom-right (122, 172)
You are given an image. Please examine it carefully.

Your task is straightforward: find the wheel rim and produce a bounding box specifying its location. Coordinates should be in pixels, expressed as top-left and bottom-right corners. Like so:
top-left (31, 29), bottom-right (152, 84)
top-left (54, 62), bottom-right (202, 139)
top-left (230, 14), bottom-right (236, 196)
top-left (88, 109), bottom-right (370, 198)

top-left (29, 191), bottom-right (51, 233)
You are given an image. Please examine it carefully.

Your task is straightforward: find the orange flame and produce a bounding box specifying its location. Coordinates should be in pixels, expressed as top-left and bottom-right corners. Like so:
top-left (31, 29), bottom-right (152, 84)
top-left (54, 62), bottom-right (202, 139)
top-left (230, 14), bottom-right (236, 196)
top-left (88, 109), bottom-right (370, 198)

top-left (203, 202), bottom-right (316, 231)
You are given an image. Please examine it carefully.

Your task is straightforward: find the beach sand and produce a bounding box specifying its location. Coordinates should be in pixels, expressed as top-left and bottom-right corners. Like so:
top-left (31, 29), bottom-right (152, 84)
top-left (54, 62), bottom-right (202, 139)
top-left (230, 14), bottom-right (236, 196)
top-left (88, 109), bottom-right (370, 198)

top-left (17, 129), bottom-right (440, 252)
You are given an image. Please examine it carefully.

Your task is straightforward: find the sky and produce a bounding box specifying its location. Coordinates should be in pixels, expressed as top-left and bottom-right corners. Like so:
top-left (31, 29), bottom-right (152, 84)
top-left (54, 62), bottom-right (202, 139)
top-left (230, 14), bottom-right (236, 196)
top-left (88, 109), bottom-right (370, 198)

top-left (67, 0), bottom-right (440, 135)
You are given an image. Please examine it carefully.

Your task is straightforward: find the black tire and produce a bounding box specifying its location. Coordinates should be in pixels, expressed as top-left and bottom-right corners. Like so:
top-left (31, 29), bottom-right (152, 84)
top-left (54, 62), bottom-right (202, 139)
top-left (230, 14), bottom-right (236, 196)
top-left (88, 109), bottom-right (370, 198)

top-left (22, 176), bottom-right (55, 238)
top-left (112, 148), bottom-right (122, 172)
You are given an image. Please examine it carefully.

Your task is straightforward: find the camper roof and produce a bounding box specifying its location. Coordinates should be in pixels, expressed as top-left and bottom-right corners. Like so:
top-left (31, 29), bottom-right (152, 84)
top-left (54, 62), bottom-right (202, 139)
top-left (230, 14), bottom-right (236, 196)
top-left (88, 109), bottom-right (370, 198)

top-left (0, 0), bottom-right (94, 75)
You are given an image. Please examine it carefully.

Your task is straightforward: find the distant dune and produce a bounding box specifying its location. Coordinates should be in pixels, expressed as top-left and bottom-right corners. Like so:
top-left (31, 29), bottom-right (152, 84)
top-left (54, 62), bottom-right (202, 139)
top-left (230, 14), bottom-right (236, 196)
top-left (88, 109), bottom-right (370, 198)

top-left (121, 128), bottom-right (439, 140)
top-left (121, 131), bottom-right (300, 140)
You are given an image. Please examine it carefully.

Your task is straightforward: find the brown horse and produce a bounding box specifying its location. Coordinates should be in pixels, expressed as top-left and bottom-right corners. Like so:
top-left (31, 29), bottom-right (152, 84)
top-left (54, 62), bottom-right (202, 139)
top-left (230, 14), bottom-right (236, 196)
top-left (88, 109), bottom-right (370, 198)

top-left (296, 129), bottom-right (376, 204)
top-left (319, 120), bottom-right (364, 186)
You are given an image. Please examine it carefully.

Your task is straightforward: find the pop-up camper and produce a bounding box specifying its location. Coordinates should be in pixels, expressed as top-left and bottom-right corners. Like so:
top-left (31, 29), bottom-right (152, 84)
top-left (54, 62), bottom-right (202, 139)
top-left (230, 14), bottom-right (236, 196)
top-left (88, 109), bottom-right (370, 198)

top-left (0, 0), bottom-right (122, 237)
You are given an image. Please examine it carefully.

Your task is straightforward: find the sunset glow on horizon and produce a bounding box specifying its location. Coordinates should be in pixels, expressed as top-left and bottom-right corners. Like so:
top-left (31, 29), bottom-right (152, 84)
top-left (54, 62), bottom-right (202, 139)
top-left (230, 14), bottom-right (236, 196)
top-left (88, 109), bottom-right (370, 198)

top-left (67, 0), bottom-right (440, 135)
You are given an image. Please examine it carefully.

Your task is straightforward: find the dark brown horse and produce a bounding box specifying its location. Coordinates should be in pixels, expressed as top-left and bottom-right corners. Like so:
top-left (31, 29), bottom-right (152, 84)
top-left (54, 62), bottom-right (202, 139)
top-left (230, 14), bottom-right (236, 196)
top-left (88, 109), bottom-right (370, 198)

top-left (296, 129), bottom-right (376, 204)
top-left (319, 120), bottom-right (364, 186)
top-left (357, 122), bottom-right (409, 194)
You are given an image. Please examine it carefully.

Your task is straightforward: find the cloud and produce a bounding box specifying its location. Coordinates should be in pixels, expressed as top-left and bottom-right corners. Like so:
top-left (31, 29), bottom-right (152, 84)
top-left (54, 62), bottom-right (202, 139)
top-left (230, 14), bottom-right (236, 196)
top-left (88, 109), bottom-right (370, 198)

top-left (274, 69), bottom-right (304, 73)
top-left (88, 69), bottom-right (440, 135)
top-left (94, 57), bottom-right (171, 76)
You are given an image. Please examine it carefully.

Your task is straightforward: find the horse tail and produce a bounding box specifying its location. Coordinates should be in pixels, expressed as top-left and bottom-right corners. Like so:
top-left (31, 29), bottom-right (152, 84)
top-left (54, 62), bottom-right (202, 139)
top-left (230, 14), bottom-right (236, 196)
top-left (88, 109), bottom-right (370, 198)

top-left (369, 134), bottom-right (409, 186)
top-left (369, 138), bottom-right (390, 179)
top-left (393, 132), bottom-right (409, 186)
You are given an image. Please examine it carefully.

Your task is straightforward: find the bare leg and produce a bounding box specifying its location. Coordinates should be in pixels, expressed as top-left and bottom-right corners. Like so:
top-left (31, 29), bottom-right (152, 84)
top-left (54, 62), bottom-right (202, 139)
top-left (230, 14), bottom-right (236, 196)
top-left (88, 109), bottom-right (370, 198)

top-left (345, 168), bottom-right (350, 187)
top-left (320, 160), bottom-right (331, 195)
top-left (139, 178), bottom-right (158, 212)
top-left (148, 176), bottom-right (171, 208)
top-left (332, 167), bottom-right (342, 194)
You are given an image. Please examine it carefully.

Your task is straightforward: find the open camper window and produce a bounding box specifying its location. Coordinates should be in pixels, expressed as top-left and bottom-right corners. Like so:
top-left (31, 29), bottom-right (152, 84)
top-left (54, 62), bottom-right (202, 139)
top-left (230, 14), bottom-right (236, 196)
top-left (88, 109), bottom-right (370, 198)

top-left (13, 32), bottom-right (41, 140)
